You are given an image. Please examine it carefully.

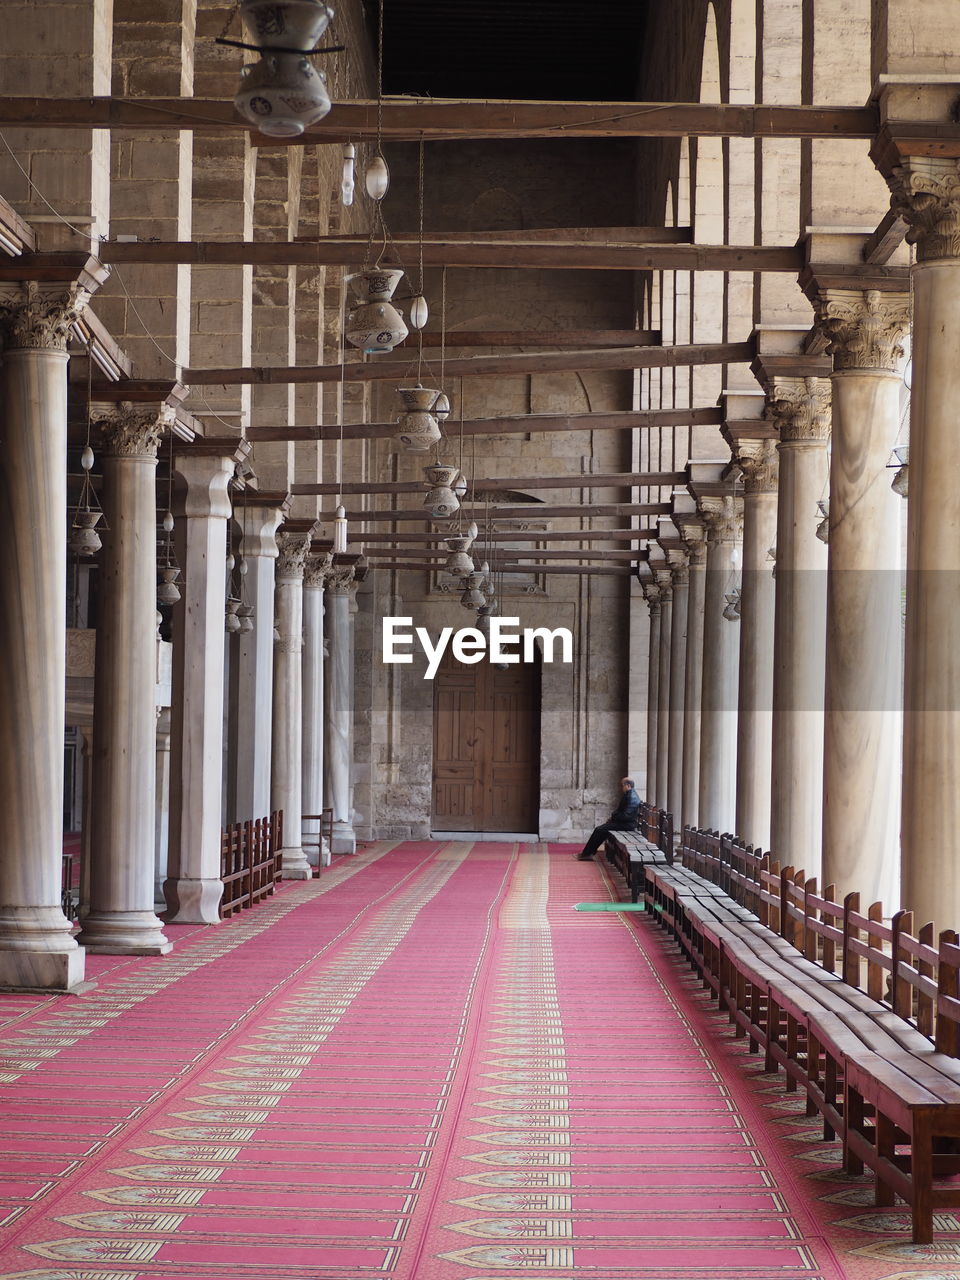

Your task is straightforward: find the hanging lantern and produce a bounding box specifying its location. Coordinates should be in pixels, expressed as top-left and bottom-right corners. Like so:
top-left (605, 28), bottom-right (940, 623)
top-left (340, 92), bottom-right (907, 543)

top-left (423, 465), bottom-right (461, 519)
top-left (333, 503), bottom-right (348, 554)
top-left (815, 499), bottom-right (830, 544)
top-left (225, 597), bottom-right (242, 634)
top-left (341, 142), bottom-right (356, 206)
top-left (345, 268), bottom-right (408, 354)
top-left (365, 153), bottom-right (390, 200)
top-left (235, 54), bottom-right (331, 136)
top-left (461, 585), bottom-right (485, 609)
top-left (444, 535), bottom-right (475, 576)
top-left (157, 566), bottom-right (182, 606)
top-left (238, 603), bottom-right (255, 634)
top-left (722, 589), bottom-right (741, 622)
top-left (81, 444), bottom-right (95, 472)
top-left (162, 509), bottom-right (174, 533)
top-left (453, 473), bottom-right (468, 501)
top-left (68, 510), bottom-right (103, 558)
top-left (409, 295), bottom-right (429, 330)
top-left (465, 521), bottom-right (479, 543)
top-left (891, 444), bottom-right (909, 498)
top-left (434, 391), bottom-right (451, 421)
top-left (395, 384), bottom-right (442, 452)
top-left (240, 0), bottom-right (334, 48)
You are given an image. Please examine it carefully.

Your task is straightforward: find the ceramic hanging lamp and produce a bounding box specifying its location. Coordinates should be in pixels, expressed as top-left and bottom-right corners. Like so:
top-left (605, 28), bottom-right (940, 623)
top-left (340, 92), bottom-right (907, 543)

top-left (395, 385), bottom-right (442, 452)
top-left (233, 1), bottom-right (335, 137)
top-left (423, 465), bottom-right (461, 519)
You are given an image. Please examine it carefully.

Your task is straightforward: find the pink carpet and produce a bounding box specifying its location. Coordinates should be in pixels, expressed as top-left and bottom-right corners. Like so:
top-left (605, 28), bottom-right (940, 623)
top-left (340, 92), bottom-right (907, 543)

top-left (0, 840), bottom-right (945, 1279)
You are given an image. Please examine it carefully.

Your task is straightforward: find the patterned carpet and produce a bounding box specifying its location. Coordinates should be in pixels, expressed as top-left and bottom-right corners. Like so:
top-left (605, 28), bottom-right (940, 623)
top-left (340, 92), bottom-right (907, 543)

top-left (0, 840), bottom-right (953, 1280)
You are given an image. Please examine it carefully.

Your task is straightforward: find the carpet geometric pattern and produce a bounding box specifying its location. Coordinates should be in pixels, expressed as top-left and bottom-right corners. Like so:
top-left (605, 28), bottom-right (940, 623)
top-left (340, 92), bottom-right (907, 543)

top-left (0, 841), bottom-right (944, 1280)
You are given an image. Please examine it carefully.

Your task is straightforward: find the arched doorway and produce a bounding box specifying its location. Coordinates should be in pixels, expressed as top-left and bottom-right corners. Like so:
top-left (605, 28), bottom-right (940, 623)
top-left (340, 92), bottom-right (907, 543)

top-left (432, 649), bottom-right (541, 834)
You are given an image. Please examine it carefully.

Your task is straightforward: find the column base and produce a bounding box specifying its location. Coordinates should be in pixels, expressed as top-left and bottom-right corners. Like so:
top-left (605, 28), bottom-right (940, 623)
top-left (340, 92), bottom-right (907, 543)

top-left (279, 846), bottom-right (312, 880)
top-left (331, 822), bottom-right (356, 855)
top-left (76, 911), bottom-right (172, 955)
top-left (321, 838), bottom-right (332, 868)
top-left (163, 877), bottom-right (224, 925)
top-left (0, 946), bottom-right (87, 991)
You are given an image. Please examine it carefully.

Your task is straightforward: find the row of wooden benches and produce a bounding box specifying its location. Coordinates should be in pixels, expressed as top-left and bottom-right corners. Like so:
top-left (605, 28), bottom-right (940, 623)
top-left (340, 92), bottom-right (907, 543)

top-left (601, 824), bottom-right (960, 1243)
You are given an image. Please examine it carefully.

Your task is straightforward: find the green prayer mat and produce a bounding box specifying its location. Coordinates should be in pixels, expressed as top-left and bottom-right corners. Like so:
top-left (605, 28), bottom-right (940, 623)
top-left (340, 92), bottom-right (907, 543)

top-left (574, 902), bottom-right (647, 912)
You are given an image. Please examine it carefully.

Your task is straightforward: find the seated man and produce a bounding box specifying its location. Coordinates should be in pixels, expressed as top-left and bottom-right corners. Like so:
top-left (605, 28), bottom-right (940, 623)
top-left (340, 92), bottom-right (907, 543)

top-left (575, 777), bottom-right (641, 861)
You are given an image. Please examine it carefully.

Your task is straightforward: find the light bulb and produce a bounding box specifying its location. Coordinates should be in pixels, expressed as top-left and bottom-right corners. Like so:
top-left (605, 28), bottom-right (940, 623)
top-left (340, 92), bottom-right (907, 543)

top-left (163, 510), bottom-right (174, 533)
top-left (341, 143), bottom-right (356, 206)
top-left (409, 295), bottom-right (429, 329)
top-left (365, 154), bottom-right (390, 200)
top-left (333, 503), bottom-right (348, 555)
top-left (81, 445), bottom-right (94, 471)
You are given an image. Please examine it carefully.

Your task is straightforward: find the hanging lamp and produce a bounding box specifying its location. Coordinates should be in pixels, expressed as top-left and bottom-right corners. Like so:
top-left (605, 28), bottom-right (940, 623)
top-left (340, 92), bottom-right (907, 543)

top-left (230, 1), bottom-right (338, 138)
top-left (423, 465), bottom-right (461, 519)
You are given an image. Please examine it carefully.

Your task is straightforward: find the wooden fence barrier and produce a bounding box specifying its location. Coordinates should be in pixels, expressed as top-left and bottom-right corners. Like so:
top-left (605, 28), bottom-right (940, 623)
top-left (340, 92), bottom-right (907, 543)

top-left (220, 810), bottom-right (284, 919)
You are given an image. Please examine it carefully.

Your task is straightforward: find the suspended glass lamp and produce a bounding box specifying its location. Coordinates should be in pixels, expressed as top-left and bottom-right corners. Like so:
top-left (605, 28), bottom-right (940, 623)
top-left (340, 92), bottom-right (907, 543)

top-left (333, 503), bottom-right (348, 554)
top-left (815, 498), bottom-right (830, 544)
top-left (409, 295), bottom-right (429, 330)
top-left (443, 534), bottom-right (475, 576)
top-left (157, 567), bottom-right (182, 605)
top-left (891, 445), bottom-right (909, 498)
top-left (345, 269), bottom-right (408, 354)
top-left (341, 143), bottom-right (356, 206)
top-left (423, 465), bottom-right (461, 519)
top-left (722, 589), bottom-right (741, 622)
top-left (395, 385), bottom-right (442, 452)
top-left (69, 442), bottom-right (104, 557)
top-left (365, 153), bottom-right (390, 200)
top-left (232, 2), bottom-right (335, 137)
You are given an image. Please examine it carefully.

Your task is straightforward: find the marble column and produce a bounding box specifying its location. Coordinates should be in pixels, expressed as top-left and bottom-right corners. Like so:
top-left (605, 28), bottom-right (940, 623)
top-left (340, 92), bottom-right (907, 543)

top-left (767, 377), bottom-right (831, 874)
top-left (681, 531), bottom-right (707, 830)
top-left (155, 708), bottom-right (171, 909)
top-left (79, 407), bottom-right (172, 954)
top-left (272, 532), bottom-right (312, 879)
top-left (653, 568), bottom-right (673, 812)
top-left (887, 159), bottom-right (960, 926)
top-left (667, 552), bottom-right (689, 825)
top-left (642, 585), bottom-right (661, 803)
top-left (164, 454), bottom-right (236, 923)
top-left (698, 495), bottom-right (743, 833)
top-left (302, 556), bottom-right (332, 867)
top-left (325, 568), bottom-right (358, 854)
top-left (735, 442), bottom-right (779, 849)
top-left (0, 281), bottom-right (91, 989)
top-left (229, 504), bottom-right (282, 822)
top-left (816, 289), bottom-right (910, 907)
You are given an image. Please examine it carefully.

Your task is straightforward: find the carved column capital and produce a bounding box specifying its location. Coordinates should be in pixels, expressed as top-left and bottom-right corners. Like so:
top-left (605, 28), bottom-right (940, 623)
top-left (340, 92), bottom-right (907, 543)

top-left (0, 280), bottom-right (91, 352)
top-left (681, 526), bottom-right (708, 566)
top-left (275, 533), bottom-right (312, 581)
top-left (766, 376), bottom-right (832, 444)
top-left (652, 566), bottom-right (674, 600)
top-left (304, 553), bottom-right (334, 589)
top-left (736, 439), bottom-right (780, 494)
top-left (815, 288), bottom-right (911, 372)
top-left (325, 567), bottom-right (357, 596)
top-left (666, 548), bottom-right (690, 586)
top-left (889, 157), bottom-right (960, 262)
top-left (95, 404), bottom-right (173, 459)
top-left (698, 494), bottom-right (744, 545)
top-left (641, 582), bottom-right (661, 615)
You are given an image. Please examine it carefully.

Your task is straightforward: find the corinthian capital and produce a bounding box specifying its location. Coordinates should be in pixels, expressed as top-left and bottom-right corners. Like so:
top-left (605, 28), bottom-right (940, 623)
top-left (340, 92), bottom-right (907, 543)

top-left (275, 533), bottom-right (312, 581)
top-left (96, 404), bottom-right (173, 458)
top-left (641, 581), bottom-right (661, 614)
top-left (0, 280), bottom-right (92, 352)
top-left (889, 158), bottom-right (960, 262)
top-left (325, 567), bottom-right (357, 596)
top-left (699, 494), bottom-right (743, 544)
top-left (815, 289), bottom-right (910, 372)
top-left (666, 548), bottom-right (689, 587)
top-left (736, 439), bottom-right (780, 494)
top-left (766, 377), bottom-right (831, 444)
top-left (652, 566), bottom-right (673, 601)
top-left (304, 553), bottom-right (334, 589)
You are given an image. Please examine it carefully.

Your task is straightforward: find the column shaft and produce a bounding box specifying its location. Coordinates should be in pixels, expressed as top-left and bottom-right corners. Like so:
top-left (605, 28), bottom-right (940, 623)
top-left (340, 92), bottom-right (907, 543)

top-left (272, 532), bottom-right (312, 878)
top-left (681, 540), bottom-right (706, 830)
top-left (698, 499), bottom-right (742, 832)
top-left (654, 586), bottom-right (672, 811)
top-left (643, 592), bottom-right (661, 803)
top-left (667, 567), bottom-right (689, 824)
top-left (325, 570), bottom-right (357, 853)
top-left (80, 408), bottom-right (171, 954)
top-left (302, 561), bottom-right (330, 866)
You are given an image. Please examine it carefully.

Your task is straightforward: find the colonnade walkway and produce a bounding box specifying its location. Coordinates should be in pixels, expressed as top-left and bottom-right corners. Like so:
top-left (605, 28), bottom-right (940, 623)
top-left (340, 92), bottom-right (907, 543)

top-left (0, 841), bottom-right (942, 1279)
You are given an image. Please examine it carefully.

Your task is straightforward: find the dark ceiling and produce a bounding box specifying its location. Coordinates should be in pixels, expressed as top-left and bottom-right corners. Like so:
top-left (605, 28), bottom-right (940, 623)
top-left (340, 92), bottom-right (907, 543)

top-left (365, 1), bottom-right (649, 101)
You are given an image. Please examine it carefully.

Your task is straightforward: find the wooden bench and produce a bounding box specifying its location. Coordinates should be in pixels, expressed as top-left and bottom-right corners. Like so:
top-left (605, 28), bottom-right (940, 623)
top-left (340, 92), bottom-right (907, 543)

top-left (604, 829), bottom-right (668, 901)
top-left (641, 848), bottom-right (960, 1243)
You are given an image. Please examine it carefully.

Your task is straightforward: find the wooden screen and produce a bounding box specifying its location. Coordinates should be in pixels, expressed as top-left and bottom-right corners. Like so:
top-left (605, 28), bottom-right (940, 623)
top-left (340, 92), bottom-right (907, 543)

top-left (432, 651), bottom-right (540, 833)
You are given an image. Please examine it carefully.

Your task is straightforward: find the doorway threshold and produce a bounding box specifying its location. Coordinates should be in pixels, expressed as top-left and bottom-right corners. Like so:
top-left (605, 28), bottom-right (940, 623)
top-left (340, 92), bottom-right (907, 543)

top-left (434, 832), bottom-right (541, 843)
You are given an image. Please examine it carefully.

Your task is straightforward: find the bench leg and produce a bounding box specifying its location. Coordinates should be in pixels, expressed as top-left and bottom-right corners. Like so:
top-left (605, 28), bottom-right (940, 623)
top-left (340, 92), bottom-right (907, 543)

top-left (911, 1117), bottom-right (934, 1244)
top-left (844, 1085), bottom-right (865, 1175)
top-left (875, 1112), bottom-right (897, 1207)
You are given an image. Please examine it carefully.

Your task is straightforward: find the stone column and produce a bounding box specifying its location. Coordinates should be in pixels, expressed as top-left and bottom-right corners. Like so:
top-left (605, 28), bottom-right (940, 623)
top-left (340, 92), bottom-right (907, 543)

top-left (642, 584), bottom-right (661, 804)
top-left (681, 531), bottom-right (707, 830)
top-left (325, 568), bottom-right (358, 854)
top-left (667, 552), bottom-right (689, 825)
top-left (815, 289), bottom-right (910, 906)
top-left (229, 504), bottom-right (282, 822)
top-left (888, 160), bottom-right (960, 925)
top-left (767, 377), bottom-right (831, 874)
top-left (302, 556), bottom-right (332, 867)
top-left (0, 281), bottom-right (91, 989)
top-left (735, 442), bottom-right (779, 849)
top-left (653, 568), bottom-right (673, 812)
top-left (79, 407), bottom-right (172, 954)
top-left (272, 532), bottom-right (312, 879)
top-left (697, 496), bottom-right (743, 833)
top-left (164, 454), bottom-right (236, 923)
top-left (154, 708), bottom-right (171, 908)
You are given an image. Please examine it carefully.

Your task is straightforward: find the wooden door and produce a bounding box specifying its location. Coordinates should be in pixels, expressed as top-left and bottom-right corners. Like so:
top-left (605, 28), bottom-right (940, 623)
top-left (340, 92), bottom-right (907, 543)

top-left (432, 651), bottom-right (540, 833)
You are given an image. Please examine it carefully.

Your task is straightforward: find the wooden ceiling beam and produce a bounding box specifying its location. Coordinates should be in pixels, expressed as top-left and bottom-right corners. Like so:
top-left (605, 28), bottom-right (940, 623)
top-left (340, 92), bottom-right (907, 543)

top-left (365, 559), bottom-right (633, 576)
top-left (183, 341), bottom-right (753, 386)
top-left (409, 328), bottom-right (663, 348)
top-left (0, 97), bottom-right (881, 141)
top-left (351, 529), bottom-right (657, 543)
top-left (291, 472), bottom-right (685, 497)
top-left (363, 546), bottom-right (646, 561)
top-left (339, 503), bottom-right (670, 522)
top-left (245, 406), bottom-right (723, 442)
top-left (100, 237), bottom-right (802, 273)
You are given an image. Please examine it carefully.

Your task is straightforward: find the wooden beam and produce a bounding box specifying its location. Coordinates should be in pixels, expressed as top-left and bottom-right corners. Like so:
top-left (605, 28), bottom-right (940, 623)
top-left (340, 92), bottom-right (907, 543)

top-left (363, 546), bottom-right (645, 561)
top-left (413, 328), bottom-right (662, 348)
top-left (183, 341), bottom-right (754, 386)
top-left (341, 503), bottom-right (670, 522)
top-left (333, 529), bottom-right (655, 544)
top-left (100, 237), bottom-right (802, 274)
top-left (862, 207), bottom-right (909, 265)
top-left (245, 405), bottom-right (723, 442)
top-left (290, 472), bottom-right (685, 497)
top-left (0, 192), bottom-right (35, 256)
top-left (0, 97), bottom-right (881, 141)
top-left (365, 559), bottom-right (633, 576)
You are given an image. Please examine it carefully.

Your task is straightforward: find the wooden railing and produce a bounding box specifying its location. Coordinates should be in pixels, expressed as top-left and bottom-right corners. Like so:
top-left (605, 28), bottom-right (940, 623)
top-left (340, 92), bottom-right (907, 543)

top-left (639, 800), bottom-right (675, 862)
top-left (220, 810), bottom-right (284, 919)
top-left (678, 825), bottom-right (960, 1054)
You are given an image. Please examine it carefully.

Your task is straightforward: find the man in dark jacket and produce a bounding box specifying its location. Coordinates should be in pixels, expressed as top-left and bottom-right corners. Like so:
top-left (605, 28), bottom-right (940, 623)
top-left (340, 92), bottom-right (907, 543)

top-left (575, 778), bottom-right (641, 861)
